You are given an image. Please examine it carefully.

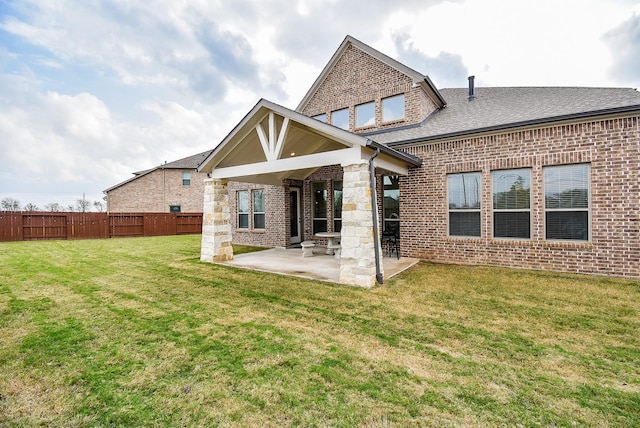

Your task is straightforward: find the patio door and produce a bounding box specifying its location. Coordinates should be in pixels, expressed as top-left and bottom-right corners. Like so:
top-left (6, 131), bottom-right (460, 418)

top-left (289, 188), bottom-right (302, 244)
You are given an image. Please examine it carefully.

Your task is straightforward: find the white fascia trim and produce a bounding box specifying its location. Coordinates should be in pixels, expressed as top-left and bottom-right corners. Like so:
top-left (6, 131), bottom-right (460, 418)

top-left (211, 147), bottom-right (365, 180)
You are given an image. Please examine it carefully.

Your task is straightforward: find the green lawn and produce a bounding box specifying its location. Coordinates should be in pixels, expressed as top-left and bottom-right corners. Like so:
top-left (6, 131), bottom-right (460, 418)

top-left (1, 235), bottom-right (638, 427)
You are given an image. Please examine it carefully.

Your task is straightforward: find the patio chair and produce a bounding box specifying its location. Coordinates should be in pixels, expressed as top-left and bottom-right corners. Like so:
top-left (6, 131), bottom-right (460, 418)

top-left (382, 224), bottom-right (400, 259)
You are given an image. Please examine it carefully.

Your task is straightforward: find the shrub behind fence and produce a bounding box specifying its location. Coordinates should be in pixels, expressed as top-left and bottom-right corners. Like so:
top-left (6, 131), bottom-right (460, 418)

top-left (0, 212), bottom-right (203, 242)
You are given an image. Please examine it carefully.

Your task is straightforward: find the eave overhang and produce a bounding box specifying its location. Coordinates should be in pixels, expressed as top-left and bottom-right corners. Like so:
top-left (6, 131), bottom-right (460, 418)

top-left (387, 104), bottom-right (640, 148)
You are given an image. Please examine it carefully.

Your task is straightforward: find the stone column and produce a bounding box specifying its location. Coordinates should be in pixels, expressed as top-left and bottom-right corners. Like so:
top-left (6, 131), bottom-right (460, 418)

top-left (339, 162), bottom-right (383, 288)
top-left (200, 178), bottom-right (233, 262)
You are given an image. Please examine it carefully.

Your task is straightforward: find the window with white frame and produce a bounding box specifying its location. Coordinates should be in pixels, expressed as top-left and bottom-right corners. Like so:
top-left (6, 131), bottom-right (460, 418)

top-left (448, 172), bottom-right (481, 237)
top-left (333, 180), bottom-right (343, 232)
top-left (382, 94), bottom-right (405, 122)
top-left (544, 164), bottom-right (589, 241)
top-left (237, 191), bottom-right (249, 229)
top-left (182, 171), bottom-right (191, 186)
top-left (492, 169), bottom-right (531, 239)
top-left (252, 189), bottom-right (265, 229)
top-left (331, 108), bottom-right (349, 130)
top-left (312, 181), bottom-right (327, 233)
top-left (355, 101), bottom-right (375, 128)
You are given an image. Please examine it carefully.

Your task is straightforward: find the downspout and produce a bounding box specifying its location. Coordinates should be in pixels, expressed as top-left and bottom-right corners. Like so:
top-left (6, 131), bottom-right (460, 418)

top-left (368, 145), bottom-right (383, 285)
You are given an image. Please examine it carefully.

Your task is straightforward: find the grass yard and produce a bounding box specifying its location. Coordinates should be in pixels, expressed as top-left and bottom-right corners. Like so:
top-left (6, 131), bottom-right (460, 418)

top-left (0, 235), bottom-right (639, 427)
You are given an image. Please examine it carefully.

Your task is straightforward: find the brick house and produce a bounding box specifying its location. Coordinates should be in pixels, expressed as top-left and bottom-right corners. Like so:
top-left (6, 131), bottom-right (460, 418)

top-left (198, 35), bottom-right (640, 287)
top-left (104, 150), bottom-right (211, 213)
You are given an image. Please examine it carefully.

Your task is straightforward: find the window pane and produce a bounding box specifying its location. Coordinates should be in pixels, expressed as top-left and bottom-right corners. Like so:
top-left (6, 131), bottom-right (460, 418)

top-left (494, 212), bottom-right (531, 239)
top-left (312, 182), bottom-right (327, 234)
top-left (312, 182), bottom-right (327, 218)
top-left (450, 212), bottom-right (481, 237)
top-left (252, 189), bottom-right (265, 229)
top-left (313, 219), bottom-right (327, 233)
top-left (544, 164), bottom-right (589, 241)
top-left (238, 191), bottom-right (249, 229)
top-left (546, 212), bottom-right (588, 240)
top-left (238, 191), bottom-right (249, 213)
top-left (382, 94), bottom-right (404, 122)
top-left (545, 164), bottom-right (589, 209)
top-left (493, 169), bottom-right (531, 209)
top-left (332, 108), bottom-right (349, 130)
top-left (253, 213), bottom-right (265, 229)
top-left (333, 181), bottom-right (343, 220)
top-left (182, 172), bottom-right (191, 186)
top-left (383, 176), bottom-right (399, 222)
top-left (448, 173), bottom-right (481, 209)
top-left (253, 190), bottom-right (265, 213)
top-left (313, 113), bottom-right (327, 122)
top-left (355, 102), bottom-right (375, 127)
top-left (238, 214), bottom-right (249, 229)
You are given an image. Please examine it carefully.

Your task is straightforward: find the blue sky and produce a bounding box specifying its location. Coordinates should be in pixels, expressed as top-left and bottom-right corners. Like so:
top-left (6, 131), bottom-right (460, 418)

top-left (1, 0), bottom-right (639, 209)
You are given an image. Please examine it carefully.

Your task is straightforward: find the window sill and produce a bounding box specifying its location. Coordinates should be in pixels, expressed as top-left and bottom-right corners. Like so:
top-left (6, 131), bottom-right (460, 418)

top-left (447, 235), bottom-right (482, 241)
top-left (489, 238), bottom-right (534, 246)
top-left (381, 118), bottom-right (406, 126)
top-left (354, 124), bottom-right (377, 131)
top-left (542, 240), bottom-right (592, 248)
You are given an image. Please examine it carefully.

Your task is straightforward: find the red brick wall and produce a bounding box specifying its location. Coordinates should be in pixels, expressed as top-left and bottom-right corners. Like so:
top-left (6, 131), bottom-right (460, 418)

top-left (399, 116), bottom-right (640, 278)
top-left (106, 169), bottom-right (207, 213)
top-left (300, 44), bottom-right (437, 132)
top-left (227, 181), bottom-right (288, 247)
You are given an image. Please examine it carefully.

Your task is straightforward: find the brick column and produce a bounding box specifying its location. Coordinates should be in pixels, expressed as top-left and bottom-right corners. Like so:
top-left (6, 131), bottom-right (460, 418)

top-left (200, 178), bottom-right (233, 262)
top-left (339, 162), bottom-right (383, 288)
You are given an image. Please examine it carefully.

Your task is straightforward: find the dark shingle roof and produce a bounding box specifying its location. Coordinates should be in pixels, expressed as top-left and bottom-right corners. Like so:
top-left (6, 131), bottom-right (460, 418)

top-left (133, 150), bottom-right (212, 174)
top-left (105, 150), bottom-right (212, 193)
top-left (366, 87), bottom-right (640, 146)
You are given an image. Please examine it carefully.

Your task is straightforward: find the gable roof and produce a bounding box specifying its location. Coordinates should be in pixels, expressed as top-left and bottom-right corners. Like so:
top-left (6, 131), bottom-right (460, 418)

top-left (296, 35), bottom-right (446, 112)
top-left (364, 86), bottom-right (640, 146)
top-left (197, 98), bottom-right (421, 183)
top-left (104, 150), bottom-right (212, 193)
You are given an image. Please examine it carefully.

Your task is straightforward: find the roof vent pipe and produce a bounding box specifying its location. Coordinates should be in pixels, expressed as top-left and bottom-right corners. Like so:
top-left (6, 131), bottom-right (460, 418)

top-left (468, 75), bottom-right (476, 101)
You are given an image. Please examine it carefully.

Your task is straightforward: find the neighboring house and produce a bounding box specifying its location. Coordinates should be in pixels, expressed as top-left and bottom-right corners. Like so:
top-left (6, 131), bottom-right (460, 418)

top-left (198, 35), bottom-right (640, 287)
top-left (104, 150), bottom-right (211, 213)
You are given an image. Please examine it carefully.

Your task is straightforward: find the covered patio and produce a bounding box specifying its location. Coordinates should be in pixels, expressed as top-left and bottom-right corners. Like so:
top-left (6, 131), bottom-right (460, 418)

top-left (197, 99), bottom-right (421, 288)
top-left (221, 247), bottom-right (419, 284)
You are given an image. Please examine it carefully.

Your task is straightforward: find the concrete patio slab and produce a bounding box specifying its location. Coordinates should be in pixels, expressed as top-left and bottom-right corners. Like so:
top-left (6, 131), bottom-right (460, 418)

top-left (219, 246), bottom-right (419, 284)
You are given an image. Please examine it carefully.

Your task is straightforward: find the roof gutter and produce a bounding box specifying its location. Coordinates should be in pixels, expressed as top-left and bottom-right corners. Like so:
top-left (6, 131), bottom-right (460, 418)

top-left (420, 76), bottom-right (447, 108)
top-left (366, 139), bottom-right (422, 167)
top-left (388, 104), bottom-right (640, 148)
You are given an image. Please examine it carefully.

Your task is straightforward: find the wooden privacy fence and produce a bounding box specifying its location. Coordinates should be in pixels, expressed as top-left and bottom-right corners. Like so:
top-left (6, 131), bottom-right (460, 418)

top-left (0, 212), bottom-right (203, 242)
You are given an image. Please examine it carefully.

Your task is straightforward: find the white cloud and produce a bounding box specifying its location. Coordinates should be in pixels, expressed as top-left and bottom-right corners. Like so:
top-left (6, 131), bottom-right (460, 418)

top-left (1, 0), bottom-right (639, 208)
top-left (384, 0), bottom-right (638, 87)
top-left (604, 10), bottom-right (640, 87)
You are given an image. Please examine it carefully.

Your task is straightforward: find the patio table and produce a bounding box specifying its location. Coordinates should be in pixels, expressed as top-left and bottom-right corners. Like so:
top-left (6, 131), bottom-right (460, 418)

top-left (314, 232), bottom-right (341, 255)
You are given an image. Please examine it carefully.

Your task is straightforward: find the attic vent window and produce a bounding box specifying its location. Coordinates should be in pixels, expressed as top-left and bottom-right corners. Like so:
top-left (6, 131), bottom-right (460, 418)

top-left (382, 94), bottom-right (405, 122)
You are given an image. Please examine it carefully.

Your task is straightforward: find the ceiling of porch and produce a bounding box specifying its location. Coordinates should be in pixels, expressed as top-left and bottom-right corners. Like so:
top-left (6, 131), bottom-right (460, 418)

top-left (198, 99), bottom-right (419, 185)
